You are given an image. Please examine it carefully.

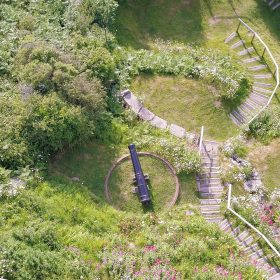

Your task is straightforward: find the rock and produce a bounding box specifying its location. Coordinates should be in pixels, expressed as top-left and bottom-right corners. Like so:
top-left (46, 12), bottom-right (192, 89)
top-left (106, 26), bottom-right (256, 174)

top-left (20, 84), bottom-right (34, 100)
top-left (185, 210), bottom-right (195, 216)
top-left (149, 115), bottom-right (168, 130)
top-left (0, 177), bottom-right (26, 197)
top-left (244, 179), bottom-right (263, 193)
top-left (169, 124), bottom-right (186, 138)
top-left (123, 91), bottom-right (143, 114)
top-left (138, 107), bottom-right (155, 121)
top-left (71, 176), bottom-right (80, 182)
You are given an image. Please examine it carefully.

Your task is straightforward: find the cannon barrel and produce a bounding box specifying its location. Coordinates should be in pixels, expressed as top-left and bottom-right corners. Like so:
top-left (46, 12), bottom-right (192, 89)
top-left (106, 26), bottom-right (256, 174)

top-left (128, 144), bottom-right (151, 204)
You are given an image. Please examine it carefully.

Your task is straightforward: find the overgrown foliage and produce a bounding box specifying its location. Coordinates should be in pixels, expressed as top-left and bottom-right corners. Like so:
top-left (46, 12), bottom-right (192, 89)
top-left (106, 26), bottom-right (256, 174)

top-left (116, 43), bottom-right (251, 100)
top-left (248, 107), bottom-right (280, 143)
top-left (0, 182), bottom-right (264, 280)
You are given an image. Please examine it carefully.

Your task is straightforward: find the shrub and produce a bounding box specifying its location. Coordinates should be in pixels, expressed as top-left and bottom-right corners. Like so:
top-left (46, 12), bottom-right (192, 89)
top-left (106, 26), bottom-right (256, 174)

top-left (0, 96), bottom-right (31, 168)
top-left (221, 135), bottom-right (248, 158)
top-left (248, 107), bottom-right (280, 142)
top-left (22, 93), bottom-right (92, 156)
top-left (118, 45), bottom-right (251, 100)
top-left (64, 73), bottom-right (106, 115)
top-left (18, 15), bottom-right (36, 31)
top-left (19, 61), bottom-right (53, 92)
top-left (87, 47), bottom-right (116, 81)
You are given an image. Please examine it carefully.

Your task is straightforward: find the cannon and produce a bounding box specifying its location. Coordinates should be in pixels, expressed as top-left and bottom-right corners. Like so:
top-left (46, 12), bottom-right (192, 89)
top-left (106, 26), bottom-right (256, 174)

top-left (128, 144), bottom-right (151, 204)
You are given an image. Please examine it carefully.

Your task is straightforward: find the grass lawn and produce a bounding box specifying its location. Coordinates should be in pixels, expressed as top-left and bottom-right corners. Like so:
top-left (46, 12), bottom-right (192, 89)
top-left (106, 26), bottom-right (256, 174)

top-left (247, 138), bottom-right (280, 192)
top-left (131, 75), bottom-right (240, 141)
top-left (48, 141), bottom-right (199, 212)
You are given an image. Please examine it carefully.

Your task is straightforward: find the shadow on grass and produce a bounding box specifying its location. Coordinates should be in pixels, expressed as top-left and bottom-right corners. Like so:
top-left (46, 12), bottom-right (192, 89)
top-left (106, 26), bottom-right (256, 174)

top-left (114, 0), bottom-right (205, 49)
top-left (48, 141), bottom-right (119, 205)
top-left (255, 0), bottom-right (280, 42)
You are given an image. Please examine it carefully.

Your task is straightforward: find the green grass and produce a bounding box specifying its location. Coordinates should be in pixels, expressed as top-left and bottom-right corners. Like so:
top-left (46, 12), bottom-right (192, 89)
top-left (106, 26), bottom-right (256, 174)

top-left (247, 138), bottom-right (280, 192)
top-left (49, 140), bottom-right (199, 211)
top-left (131, 75), bottom-right (240, 141)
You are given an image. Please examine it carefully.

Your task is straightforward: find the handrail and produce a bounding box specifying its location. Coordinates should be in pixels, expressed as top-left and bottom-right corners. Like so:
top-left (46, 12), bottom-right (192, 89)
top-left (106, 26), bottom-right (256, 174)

top-left (227, 184), bottom-right (280, 258)
top-left (237, 18), bottom-right (279, 124)
top-left (198, 126), bottom-right (204, 154)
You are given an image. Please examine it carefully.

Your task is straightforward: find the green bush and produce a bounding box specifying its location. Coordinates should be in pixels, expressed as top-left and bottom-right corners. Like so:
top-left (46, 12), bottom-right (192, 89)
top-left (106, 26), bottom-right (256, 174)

top-left (19, 61), bottom-right (53, 92)
top-left (87, 47), bottom-right (116, 81)
top-left (22, 93), bottom-right (92, 155)
top-left (248, 107), bottom-right (280, 142)
top-left (0, 96), bottom-right (31, 168)
top-left (64, 73), bottom-right (106, 115)
top-left (117, 46), bottom-right (251, 100)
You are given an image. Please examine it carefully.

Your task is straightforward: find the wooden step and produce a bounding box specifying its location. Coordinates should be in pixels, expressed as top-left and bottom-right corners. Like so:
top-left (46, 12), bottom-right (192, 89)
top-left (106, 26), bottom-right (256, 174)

top-left (244, 243), bottom-right (260, 254)
top-left (225, 32), bottom-right (237, 43)
top-left (202, 166), bottom-right (221, 172)
top-left (232, 110), bottom-right (246, 123)
top-left (243, 56), bottom-right (261, 63)
top-left (248, 65), bottom-right (267, 71)
top-left (198, 178), bottom-right (221, 184)
top-left (252, 90), bottom-right (270, 100)
top-left (201, 162), bottom-right (219, 168)
top-left (205, 216), bottom-right (223, 223)
top-left (201, 210), bottom-right (221, 216)
top-left (199, 171), bottom-right (221, 178)
top-left (272, 2), bottom-right (280, 9)
top-left (243, 99), bottom-right (258, 111)
top-left (239, 104), bottom-right (254, 116)
top-left (199, 186), bottom-right (224, 193)
top-left (200, 192), bottom-right (222, 198)
top-left (200, 198), bottom-right (221, 205)
top-left (255, 256), bottom-right (269, 267)
top-left (249, 249), bottom-right (264, 260)
top-left (230, 226), bottom-right (241, 237)
top-left (253, 73), bottom-right (273, 79)
top-left (253, 86), bottom-right (273, 94)
top-left (240, 235), bottom-right (254, 247)
top-left (219, 219), bottom-right (232, 231)
top-left (236, 106), bottom-right (251, 118)
top-left (249, 94), bottom-right (268, 106)
top-left (253, 82), bottom-right (273, 88)
top-left (267, 268), bottom-right (280, 278)
top-left (238, 47), bottom-right (254, 56)
top-left (231, 40), bottom-right (244, 49)
top-left (200, 204), bottom-right (220, 211)
top-left (249, 93), bottom-right (267, 105)
top-left (236, 230), bottom-right (249, 242)
top-left (229, 112), bottom-right (242, 126)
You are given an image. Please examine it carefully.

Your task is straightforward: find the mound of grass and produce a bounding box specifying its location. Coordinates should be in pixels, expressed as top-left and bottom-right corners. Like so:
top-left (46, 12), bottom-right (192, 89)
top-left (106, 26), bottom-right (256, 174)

top-left (131, 75), bottom-right (240, 141)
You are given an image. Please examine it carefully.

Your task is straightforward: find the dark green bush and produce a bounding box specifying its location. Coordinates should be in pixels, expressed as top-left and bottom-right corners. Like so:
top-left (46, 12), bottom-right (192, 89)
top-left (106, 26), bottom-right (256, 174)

top-left (19, 61), bottom-right (53, 92)
top-left (64, 73), bottom-right (106, 114)
top-left (22, 93), bottom-right (92, 155)
top-left (87, 47), bottom-right (116, 81)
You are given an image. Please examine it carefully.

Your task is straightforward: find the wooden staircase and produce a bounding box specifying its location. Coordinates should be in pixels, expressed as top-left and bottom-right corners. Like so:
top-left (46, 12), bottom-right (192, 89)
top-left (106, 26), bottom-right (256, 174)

top-left (197, 140), bottom-right (223, 223)
top-left (224, 32), bottom-right (276, 126)
top-left (265, 0), bottom-right (280, 11)
top-left (197, 140), bottom-right (280, 279)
